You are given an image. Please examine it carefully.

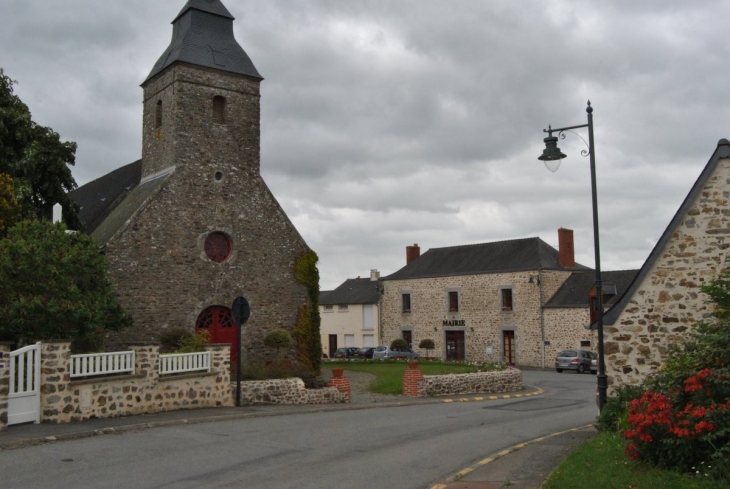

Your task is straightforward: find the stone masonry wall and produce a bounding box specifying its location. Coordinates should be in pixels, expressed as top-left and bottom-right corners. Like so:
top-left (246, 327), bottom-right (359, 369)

top-left (543, 308), bottom-right (597, 367)
top-left (107, 63), bottom-right (311, 364)
top-left (418, 369), bottom-right (522, 397)
top-left (606, 157), bottom-right (730, 389)
top-left (40, 341), bottom-right (233, 424)
top-left (236, 378), bottom-right (348, 406)
top-left (0, 343), bottom-right (10, 430)
top-left (381, 270), bottom-right (576, 367)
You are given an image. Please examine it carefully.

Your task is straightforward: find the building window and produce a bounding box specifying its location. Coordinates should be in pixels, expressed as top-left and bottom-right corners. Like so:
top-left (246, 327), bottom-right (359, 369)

top-left (204, 231), bottom-right (231, 263)
top-left (323, 305), bottom-right (334, 313)
top-left (402, 293), bottom-right (411, 313)
top-left (580, 340), bottom-right (591, 348)
top-left (449, 291), bottom-right (459, 312)
top-left (501, 288), bottom-right (513, 312)
top-left (338, 304), bottom-right (348, 312)
top-left (213, 96), bottom-right (226, 124)
top-left (344, 334), bottom-right (355, 347)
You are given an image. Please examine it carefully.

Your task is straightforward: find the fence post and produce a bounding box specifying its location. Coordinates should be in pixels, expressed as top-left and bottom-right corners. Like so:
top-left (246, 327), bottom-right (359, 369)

top-left (0, 342), bottom-right (13, 430)
top-left (40, 340), bottom-right (72, 423)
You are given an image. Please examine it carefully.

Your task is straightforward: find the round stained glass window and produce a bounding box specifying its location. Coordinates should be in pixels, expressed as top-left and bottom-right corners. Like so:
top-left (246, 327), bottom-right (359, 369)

top-left (204, 232), bottom-right (231, 263)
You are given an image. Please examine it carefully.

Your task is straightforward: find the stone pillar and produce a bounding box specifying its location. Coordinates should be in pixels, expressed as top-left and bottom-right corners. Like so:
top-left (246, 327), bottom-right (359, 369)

top-left (327, 368), bottom-right (351, 402)
top-left (0, 342), bottom-right (13, 430)
top-left (40, 340), bottom-right (72, 423)
top-left (402, 361), bottom-right (424, 397)
top-left (128, 343), bottom-right (160, 406)
top-left (206, 343), bottom-right (234, 406)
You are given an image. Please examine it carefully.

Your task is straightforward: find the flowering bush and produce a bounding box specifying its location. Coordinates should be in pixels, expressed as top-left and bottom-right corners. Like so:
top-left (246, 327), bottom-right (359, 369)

top-left (623, 369), bottom-right (730, 479)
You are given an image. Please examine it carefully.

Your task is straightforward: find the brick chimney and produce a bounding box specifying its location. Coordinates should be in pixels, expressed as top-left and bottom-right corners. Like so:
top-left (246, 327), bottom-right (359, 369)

top-left (558, 228), bottom-right (575, 268)
top-left (406, 244), bottom-right (421, 264)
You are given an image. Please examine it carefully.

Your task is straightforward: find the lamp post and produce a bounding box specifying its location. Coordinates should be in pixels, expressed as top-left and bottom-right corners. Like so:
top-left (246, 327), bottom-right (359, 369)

top-left (538, 101), bottom-right (607, 411)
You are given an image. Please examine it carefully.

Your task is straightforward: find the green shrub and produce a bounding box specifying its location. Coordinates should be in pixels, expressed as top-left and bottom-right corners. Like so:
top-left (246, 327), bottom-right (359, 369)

top-left (418, 338), bottom-right (435, 357)
top-left (264, 329), bottom-right (293, 357)
top-left (391, 338), bottom-right (409, 350)
top-left (159, 328), bottom-right (194, 353)
top-left (595, 384), bottom-right (645, 432)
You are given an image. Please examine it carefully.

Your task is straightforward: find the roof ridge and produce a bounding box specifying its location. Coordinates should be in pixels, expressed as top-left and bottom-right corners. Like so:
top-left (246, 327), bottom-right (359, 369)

top-left (427, 236), bottom-right (540, 252)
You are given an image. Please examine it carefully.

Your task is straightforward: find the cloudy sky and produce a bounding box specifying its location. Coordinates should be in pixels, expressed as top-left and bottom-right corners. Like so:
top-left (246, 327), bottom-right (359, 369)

top-left (2, 0), bottom-right (729, 289)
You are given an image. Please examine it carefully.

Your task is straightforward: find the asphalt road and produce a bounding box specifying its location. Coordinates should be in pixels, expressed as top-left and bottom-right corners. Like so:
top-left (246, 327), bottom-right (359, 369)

top-left (0, 370), bottom-right (598, 489)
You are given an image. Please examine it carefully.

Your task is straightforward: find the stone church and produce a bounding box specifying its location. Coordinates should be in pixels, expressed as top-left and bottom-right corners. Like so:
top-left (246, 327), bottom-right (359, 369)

top-left (69, 0), bottom-right (314, 366)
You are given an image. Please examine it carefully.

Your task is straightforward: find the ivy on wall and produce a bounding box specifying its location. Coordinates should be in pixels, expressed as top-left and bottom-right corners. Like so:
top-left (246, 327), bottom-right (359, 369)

top-left (293, 249), bottom-right (322, 373)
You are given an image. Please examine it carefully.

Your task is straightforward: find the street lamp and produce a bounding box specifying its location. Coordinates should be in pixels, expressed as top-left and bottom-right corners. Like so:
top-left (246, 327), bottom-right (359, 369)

top-left (538, 101), bottom-right (607, 411)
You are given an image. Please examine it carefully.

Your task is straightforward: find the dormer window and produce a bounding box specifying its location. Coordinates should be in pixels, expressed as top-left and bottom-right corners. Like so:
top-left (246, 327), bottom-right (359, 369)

top-left (213, 96), bottom-right (226, 124)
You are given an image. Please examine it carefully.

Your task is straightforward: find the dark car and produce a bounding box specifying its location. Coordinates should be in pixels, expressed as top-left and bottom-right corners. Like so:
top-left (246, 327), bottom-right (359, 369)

top-left (353, 347), bottom-right (375, 359)
top-left (555, 349), bottom-right (595, 374)
top-left (332, 347), bottom-right (359, 359)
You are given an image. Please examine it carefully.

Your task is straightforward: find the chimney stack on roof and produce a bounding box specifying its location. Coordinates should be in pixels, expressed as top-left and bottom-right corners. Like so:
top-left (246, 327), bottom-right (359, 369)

top-left (370, 269), bottom-right (380, 281)
top-left (558, 228), bottom-right (575, 268)
top-left (406, 244), bottom-right (421, 265)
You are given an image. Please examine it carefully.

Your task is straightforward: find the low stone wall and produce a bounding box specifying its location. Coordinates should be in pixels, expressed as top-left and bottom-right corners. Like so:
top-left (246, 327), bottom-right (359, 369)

top-left (236, 378), bottom-right (348, 406)
top-left (0, 343), bottom-right (11, 430)
top-left (419, 369), bottom-right (522, 397)
top-left (40, 341), bottom-right (233, 424)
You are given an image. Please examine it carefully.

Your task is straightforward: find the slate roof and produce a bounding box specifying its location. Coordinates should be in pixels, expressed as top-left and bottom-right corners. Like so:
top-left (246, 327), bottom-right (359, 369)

top-left (143, 0), bottom-right (262, 84)
top-left (544, 269), bottom-right (639, 308)
top-left (68, 160), bottom-right (142, 234)
top-left (598, 139), bottom-right (730, 328)
top-left (90, 167), bottom-right (175, 247)
top-left (382, 237), bottom-right (589, 281)
top-left (319, 278), bottom-right (381, 305)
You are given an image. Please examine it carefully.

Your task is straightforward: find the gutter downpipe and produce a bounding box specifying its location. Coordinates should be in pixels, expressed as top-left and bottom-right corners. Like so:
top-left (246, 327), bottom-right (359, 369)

top-left (538, 269), bottom-right (545, 369)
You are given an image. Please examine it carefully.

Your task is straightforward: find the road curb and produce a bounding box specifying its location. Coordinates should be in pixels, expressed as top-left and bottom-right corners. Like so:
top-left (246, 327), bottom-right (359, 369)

top-left (429, 424), bottom-right (595, 489)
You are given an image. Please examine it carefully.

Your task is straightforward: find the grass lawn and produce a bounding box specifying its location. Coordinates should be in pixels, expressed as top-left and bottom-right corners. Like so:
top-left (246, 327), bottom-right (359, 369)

top-left (543, 431), bottom-right (721, 489)
top-left (323, 360), bottom-right (495, 395)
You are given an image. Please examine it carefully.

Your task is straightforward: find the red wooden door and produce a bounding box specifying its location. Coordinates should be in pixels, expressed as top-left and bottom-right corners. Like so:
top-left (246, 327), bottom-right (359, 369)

top-left (196, 306), bottom-right (237, 368)
top-left (445, 331), bottom-right (465, 360)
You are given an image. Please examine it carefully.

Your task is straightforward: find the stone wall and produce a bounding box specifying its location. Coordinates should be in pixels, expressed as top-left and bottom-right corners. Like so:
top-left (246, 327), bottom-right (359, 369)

top-left (381, 270), bottom-right (577, 367)
top-left (39, 341), bottom-right (233, 424)
top-left (543, 308), bottom-right (597, 367)
top-left (0, 343), bottom-right (10, 430)
top-left (418, 369), bottom-right (522, 397)
top-left (236, 378), bottom-right (348, 406)
top-left (606, 155), bottom-right (730, 389)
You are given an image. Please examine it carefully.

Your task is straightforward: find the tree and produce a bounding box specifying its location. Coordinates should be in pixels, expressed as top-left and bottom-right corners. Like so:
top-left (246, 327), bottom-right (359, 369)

top-left (264, 329), bottom-right (293, 357)
top-left (0, 68), bottom-right (80, 229)
top-left (418, 338), bottom-right (435, 358)
top-left (0, 173), bottom-right (20, 235)
top-left (0, 220), bottom-right (131, 351)
top-left (391, 338), bottom-right (409, 351)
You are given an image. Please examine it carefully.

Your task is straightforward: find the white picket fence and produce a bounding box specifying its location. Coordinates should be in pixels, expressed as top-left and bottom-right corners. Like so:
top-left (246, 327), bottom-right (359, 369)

top-left (69, 350), bottom-right (211, 378)
top-left (159, 351), bottom-right (211, 375)
top-left (70, 351), bottom-right (135, 378)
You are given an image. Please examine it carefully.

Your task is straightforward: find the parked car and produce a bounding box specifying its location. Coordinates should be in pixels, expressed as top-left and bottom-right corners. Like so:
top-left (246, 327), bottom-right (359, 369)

top-left (332, 347), bottom-right (359, 359)
top-left (373, 345), bottom-right (419, 360)
top-left (590, 353), bottom-right (598, 375)
top-left (353, 347), bottom-right (375, 359)
top-left (555, 349), bottom-right (595, 374)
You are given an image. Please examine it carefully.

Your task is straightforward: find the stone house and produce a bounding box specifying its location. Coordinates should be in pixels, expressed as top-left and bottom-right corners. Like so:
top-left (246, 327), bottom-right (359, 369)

top-left (597, 139), bottom-right (730, 388)
top-left (319, 270), bottom-right (381, 357)
top-left (68, 0), bottom-right (313, 367)
top-left (380, 229), bottom-right (637, 367)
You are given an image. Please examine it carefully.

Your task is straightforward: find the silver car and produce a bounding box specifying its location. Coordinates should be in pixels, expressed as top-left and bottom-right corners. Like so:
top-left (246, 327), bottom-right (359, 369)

top-left (372, 345), bottom-right (419, 360)
top-left (555, 349), bottom-right (595, 374)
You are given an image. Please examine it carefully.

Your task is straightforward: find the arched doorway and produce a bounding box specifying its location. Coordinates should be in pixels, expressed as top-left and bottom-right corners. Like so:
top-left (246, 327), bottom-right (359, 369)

top-left (196, 306), bottom-right (237, 369)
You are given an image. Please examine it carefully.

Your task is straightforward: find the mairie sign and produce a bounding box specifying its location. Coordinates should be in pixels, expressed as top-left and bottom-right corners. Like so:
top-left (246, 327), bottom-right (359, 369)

top-left (442, 320), bottom-right (465, 326)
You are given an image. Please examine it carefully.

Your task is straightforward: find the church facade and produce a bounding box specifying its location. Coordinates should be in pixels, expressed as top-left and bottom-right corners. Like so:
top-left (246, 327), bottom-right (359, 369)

top-left (70, 0), bottom-right (314, 366)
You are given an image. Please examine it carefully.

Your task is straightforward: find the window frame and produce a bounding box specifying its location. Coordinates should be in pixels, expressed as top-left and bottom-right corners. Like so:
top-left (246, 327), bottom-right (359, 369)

top-left (401, 292), bottom-right (412, 313)
top-left (500, 287), bottom-right (514, 312)
top-left (447, 290), bottom-right (460, 313)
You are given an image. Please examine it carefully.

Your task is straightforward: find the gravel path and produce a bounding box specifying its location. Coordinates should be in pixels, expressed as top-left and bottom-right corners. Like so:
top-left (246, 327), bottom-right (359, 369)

top-left (321, 367), bottom-right (404, 405)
